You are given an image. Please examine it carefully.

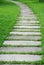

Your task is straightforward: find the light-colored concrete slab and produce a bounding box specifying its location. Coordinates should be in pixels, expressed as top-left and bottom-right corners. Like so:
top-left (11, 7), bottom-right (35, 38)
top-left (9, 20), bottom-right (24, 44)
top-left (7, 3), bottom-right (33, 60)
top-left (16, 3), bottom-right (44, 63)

top-left (0, 54), bottom-right (41, 61)
top-left (18, 20), bottom-right (39, 24)
top-left (19, 17), bottom-right (37, 20)
top-left (10, 32), bottom-right (41, 35)
top-left (7, 36), bottom-right (41, 40)
top-left (21, 14), bottom-right (35, 17)
top-left (14, 26), bottom-right (40, 29)
top-left (1, 64), bottom-right (37, 65)
top-left (0, 47), bottom-right (41, 52)
top-left (1, 64), bottom-right (36, 65)
top-left (3, 41), bottom-right (41, 46)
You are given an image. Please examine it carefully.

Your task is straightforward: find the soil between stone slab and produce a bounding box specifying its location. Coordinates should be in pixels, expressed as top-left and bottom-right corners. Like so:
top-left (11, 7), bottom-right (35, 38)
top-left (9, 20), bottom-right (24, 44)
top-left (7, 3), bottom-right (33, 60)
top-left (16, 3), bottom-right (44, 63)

top-left (12, 28), bottom-right (40, 32)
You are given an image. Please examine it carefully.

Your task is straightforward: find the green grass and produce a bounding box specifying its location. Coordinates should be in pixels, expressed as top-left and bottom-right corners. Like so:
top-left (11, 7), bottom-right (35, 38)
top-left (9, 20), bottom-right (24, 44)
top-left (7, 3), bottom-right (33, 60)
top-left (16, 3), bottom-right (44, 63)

top-left (0, 51), bottom-right (42, 55)
top-left (1, 45), bottom-right (41, 47)
top-left (0, 2), bottom-right (20, 46)
top-left (0, 60), bottom-right (42, 64)
top-left (25, 2), bottom-right (44, 63)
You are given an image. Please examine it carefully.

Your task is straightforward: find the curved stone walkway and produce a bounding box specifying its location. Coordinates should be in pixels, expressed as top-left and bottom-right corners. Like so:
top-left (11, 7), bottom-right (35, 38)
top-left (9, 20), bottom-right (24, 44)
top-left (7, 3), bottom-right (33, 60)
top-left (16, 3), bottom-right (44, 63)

top-left (0, 1), bottom-right (42, 64)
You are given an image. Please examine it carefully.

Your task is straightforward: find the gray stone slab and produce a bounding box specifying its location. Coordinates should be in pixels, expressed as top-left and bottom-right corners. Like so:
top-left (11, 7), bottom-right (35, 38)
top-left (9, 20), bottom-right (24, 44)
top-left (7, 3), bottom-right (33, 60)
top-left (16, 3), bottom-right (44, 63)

top-left (21, 14), bottom-right (35, 17)
top-left (20, 14), bottom-right (35, 17)
top-left (0, 64), bottom-right (33, 65)
top-left (14, 26), bottom-right (40, 29)
top-left (21, 13), bottom-right (33, 16)
top-left (0, 54), bottom-right (41, 61)
top-left (21, 11), bottom-right (33, 14)
top-left (3, 41), bottom-right (41, 46)
top-left (10, 32), bottom-right (41, 35)
top-left (21, 11), bottom-right (34, 15)
top-left (19, 17), bottom-right (37, 20)
top-left (7, 36), bottom-right (41, 40)
top-left (18, 21), bottom-right (39, 24)
top-left (0, 63), bottom-right (44, 65)
top-left (16, 22), bottom-right (39, 25)
top-left (0, 47), bottom-right (41, 52)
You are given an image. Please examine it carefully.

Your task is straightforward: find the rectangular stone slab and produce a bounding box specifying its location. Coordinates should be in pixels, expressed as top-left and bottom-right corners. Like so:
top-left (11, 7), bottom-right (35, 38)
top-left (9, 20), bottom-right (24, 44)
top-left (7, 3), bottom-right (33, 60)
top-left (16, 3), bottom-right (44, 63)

top-left (0, 54), bottom-right (41, 61)
top-left (14, 26), bottom-right (40, 29)
top-left (10, 32), bottom-right (41, 35)
top-left (3, 41), bottom-right (41, 46)
top-left (7, 36), bottom-right (41, 41)
top-left (19, 17), bottom-right (37, 20)
top-left (0, 47), bottom-right (41, 52)
top-left (17, 21), bottom-right (39, 23)
top-left (1, 63), bottom-right (44, 65)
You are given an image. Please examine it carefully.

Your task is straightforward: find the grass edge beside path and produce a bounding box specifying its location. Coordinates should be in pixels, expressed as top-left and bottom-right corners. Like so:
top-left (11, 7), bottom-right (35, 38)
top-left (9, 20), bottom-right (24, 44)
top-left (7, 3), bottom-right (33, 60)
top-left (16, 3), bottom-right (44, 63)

top-left (0, 1), bottom-right (20, 46)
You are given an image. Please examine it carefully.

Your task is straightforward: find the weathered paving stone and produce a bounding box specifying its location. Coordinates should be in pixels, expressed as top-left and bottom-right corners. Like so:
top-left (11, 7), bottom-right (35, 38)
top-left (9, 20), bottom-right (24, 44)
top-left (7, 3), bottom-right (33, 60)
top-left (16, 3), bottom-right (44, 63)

top-left (17, 20), bottom-right (39, 24)
top-left (0, 47), bottom-right (41, 52)
top-left (19, 17), bottom-right (37, 20)
top-left (6, 36), bottom-right (41, 41)
top-left (21, 14), bottom-right (35, 17)
top-left (3, 41), bottom-right (41, 46)
top-left (10, 32), bottom-right (41, 35)
top-left (0, 54), bottom-right (41, 61)
top-left (20, 12), bottom-right (36, 17)
top-left (14, 26), bottom-right (40, 29)
top-left (19, 18), bottom-right (38, 21)
top-left (21, 12), bottom-right (33, 14)
top-left (21, 11), bottom-right (34, 16)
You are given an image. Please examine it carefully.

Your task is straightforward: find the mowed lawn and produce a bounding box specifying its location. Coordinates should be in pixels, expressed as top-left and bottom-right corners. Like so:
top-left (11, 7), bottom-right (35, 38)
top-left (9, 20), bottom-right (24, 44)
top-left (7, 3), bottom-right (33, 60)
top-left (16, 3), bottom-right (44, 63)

top-left (26, 2), bottom-right (44, 63)
top-left (17, 0), bottom-right (44, 63)
top-left (0, 2), bottom-right (20, 46)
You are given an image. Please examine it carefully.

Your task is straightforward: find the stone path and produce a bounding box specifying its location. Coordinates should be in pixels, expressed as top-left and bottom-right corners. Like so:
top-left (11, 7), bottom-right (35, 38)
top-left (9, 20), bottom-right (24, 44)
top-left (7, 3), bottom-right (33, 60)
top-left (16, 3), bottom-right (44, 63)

top-left (0, 1), bottom-right (42, 64)
top-left (1, 64), bottom-right (44, 65)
